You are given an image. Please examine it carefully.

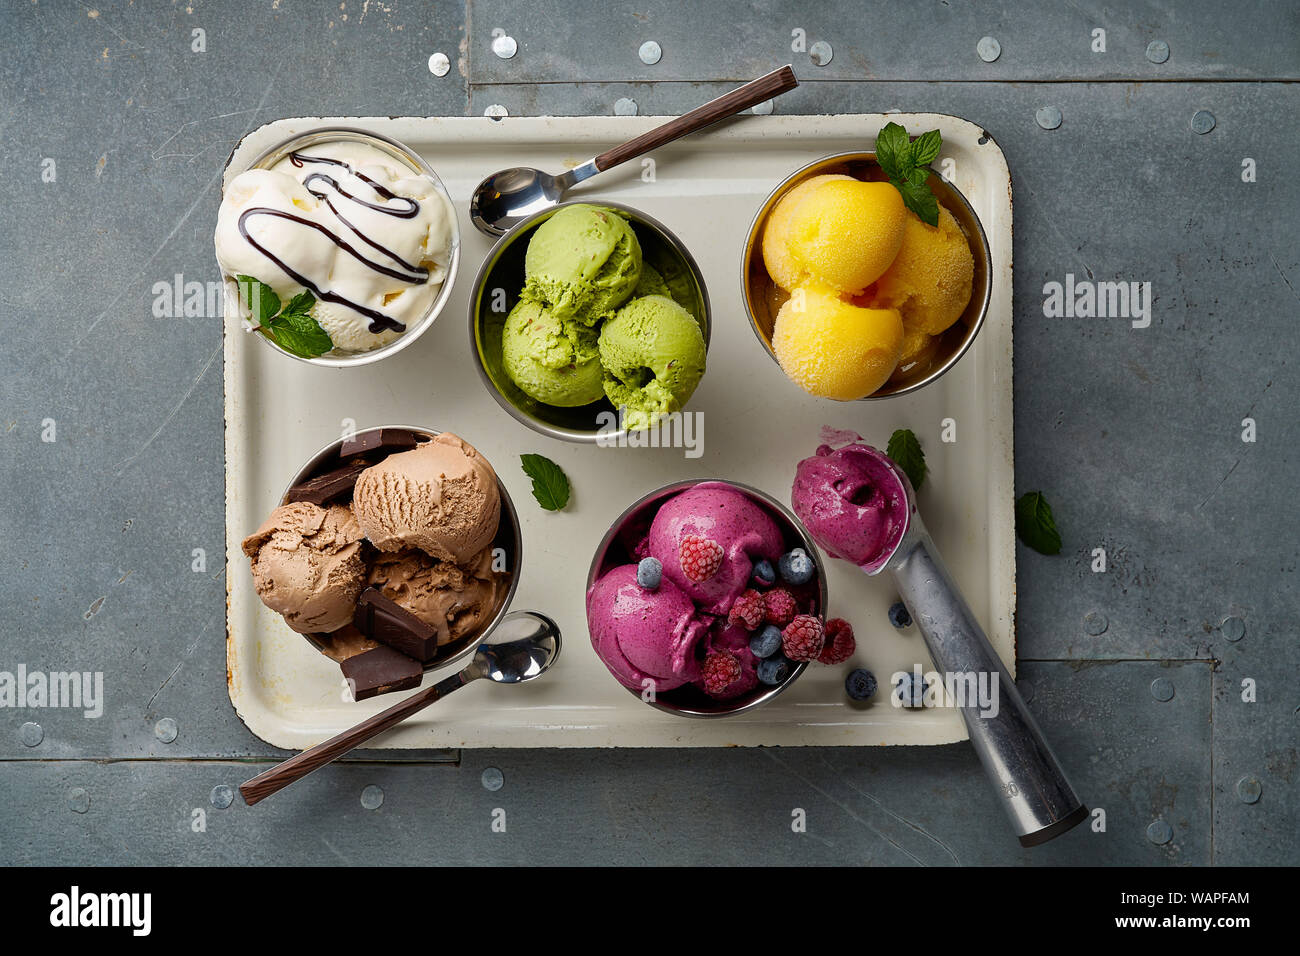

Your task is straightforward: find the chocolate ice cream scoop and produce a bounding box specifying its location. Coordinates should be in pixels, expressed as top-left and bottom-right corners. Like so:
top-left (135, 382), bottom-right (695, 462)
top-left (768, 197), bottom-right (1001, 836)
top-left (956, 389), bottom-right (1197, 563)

top-left (241, 501), bottom-right (367, 634)
top-left (366, 546), bottom-right (508, 649)
top-left (352, 432), bottom-right (501, 564)
top-left (792, 441), bottom-right (1088, 847)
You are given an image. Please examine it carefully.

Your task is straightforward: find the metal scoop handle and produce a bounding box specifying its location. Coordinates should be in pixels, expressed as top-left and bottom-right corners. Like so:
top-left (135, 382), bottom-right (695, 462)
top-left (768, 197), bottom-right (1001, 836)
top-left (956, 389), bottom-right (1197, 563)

top-left (886, 521), bottom-right (1088, 847)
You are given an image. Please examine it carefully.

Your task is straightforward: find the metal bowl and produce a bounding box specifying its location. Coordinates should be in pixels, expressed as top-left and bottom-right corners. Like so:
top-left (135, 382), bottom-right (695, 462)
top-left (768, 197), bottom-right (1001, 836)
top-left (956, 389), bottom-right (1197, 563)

top-left (279, 425), bottom-right (521, 674)
top-left (222, 126), bottom-right (461, 368)
top-left (470, 200), bottom-right (711, 443)
top-left (586, 479), bottom-right (828, 718)
top-left (741, 150), bottom-right (992, 399)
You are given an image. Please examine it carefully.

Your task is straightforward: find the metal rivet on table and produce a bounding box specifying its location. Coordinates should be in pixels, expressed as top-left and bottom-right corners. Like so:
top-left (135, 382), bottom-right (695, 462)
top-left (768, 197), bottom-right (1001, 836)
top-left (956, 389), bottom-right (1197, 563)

top-left (68, 787), bottom-right (90, 814)
top-left (1150, 677), bottom-right (1175, 702)
top-left (209, 784), bottom-right (234, 809)
top-left (19, 721), bottom-right (43, 747)
top-left (977, 36), bottom-right (1001, 62)
top-left (751, 99), bottom-right (774, 115)
top-left (809, 40), bottom-right (833, 67)
top-left (360, 785), bottom-right (384, 810)
top-left (491, 33), bottom-right (517, 59)
top-left (483, 105), bottom-right (508, 120)
top-left (1146, 819), bottom-right (1173, 845)
top-left (1235, 776), bottom-right (1262, 804)
top-left (1036, 106), bottom-right (1063, 130)
top-left (614, 97), bottom-right (638, 116)
top-left (1145, 40), bottom-right (1170, 64)
top-left (481, 767), bottom-right (504, 791)
top-left (1221, 616), bottom-right (1246, 642)
top-left (154, 717), bottom-right (178, 743)
top-left (1017, 680), bottom-right (1035, 702)
top-left (638, 40), bottom-right (662, 65)
top-left (427, 52), bottom-right (450, 77)
top-left (1083, 611), bottom-right (1108, 636)
top-left (1191, 110), bottom-right (1216, 134)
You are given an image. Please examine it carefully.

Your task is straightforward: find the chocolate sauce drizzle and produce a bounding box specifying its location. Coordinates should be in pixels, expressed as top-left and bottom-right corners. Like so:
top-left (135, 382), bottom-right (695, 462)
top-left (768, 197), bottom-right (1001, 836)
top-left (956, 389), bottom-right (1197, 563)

top-left (236, 151), bottom-right (434, 334)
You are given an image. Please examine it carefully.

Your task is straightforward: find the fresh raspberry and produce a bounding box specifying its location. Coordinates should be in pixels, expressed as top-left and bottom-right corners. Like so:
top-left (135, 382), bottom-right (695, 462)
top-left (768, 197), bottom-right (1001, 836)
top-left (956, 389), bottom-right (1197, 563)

top-left (763, 588), bottom-right (798, 627)
top-left (679, 535), bottom-right (723, 583)
top-left (727, 589), bottom-right (766, 631)
top-left (702, 650), bottom-right (743, 695)
top-left (782, 615), bottom-right (826, 662)
top-left (817, 617), bottom-right (856, 665)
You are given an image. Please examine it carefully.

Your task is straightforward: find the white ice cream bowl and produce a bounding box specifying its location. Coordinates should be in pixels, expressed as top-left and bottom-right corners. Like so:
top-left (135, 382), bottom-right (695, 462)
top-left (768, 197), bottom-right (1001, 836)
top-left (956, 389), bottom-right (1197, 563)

top-left (218, 127), bottom-right (461, 368)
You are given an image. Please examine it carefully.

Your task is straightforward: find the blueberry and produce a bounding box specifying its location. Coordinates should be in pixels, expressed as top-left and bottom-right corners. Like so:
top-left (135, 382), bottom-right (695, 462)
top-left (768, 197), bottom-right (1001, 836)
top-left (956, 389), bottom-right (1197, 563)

top-left (749, 624), bottom-right (784, 659)
top-left (845, 668), bottom-right (877, 701)
top-left (637, 557), bottom-right (663, 590)
top-left (778, 549), bottom-right (815, 585)
top-left (888, 601), bottom-right (912, 628)
top-left (894, 671), bottom-right (926, 708)
top-left (757, 656), bottom-right (791, 686)
top-left (752, 559), bottom-right (776, 587)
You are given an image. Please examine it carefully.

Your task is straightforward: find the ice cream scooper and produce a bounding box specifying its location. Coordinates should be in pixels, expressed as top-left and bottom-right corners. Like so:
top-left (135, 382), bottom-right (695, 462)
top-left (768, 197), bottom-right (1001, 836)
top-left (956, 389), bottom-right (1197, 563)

top-left (469, 65), bottom-right (798, 236)
top-left (793, 442), bottom-right (1088, 846)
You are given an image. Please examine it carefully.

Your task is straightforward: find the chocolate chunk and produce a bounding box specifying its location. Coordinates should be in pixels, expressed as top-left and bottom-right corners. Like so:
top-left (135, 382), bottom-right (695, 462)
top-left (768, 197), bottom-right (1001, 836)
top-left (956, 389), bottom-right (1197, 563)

top-left (340, 645), bottom-right (423, 701)
top-left (316, 624), bottom-right (379, 664)
top-left (354, 587), bottom-right (440, 663)
top-left (285, 461), bottom-right (369, 506)
top-left (339, 428), bottom-right (419, 459)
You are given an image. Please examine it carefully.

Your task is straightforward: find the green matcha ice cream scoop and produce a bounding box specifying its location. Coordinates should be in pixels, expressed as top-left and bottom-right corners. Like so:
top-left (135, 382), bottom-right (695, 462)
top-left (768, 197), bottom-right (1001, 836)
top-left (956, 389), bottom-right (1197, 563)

top-left (599, 294), bottom-right (707, 431)
top-left (502, 299), bottom-right (605, 407)
top-left (523, 205), bottom-right (642, 325)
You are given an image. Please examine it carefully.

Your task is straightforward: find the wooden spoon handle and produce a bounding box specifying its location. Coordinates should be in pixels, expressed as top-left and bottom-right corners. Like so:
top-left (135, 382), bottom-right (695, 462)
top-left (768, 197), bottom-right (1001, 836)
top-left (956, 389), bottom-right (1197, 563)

top-left (593, 65), bottom-right (797, 172)
top-left (239, 672), bottom-right (466, 805)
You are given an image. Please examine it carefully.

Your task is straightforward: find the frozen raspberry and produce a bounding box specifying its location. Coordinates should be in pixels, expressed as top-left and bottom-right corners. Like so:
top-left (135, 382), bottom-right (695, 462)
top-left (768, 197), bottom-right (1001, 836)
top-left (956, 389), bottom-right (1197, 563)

top-left (679, 535), bottom-right (723, 583)
top-left (782, 615), bottom-right (826, 662)
top-left (727, 589), bottom-right (766, 630)
top-left (817, 617), bottom-right (856, 665)
top-left (763, 588), bottom-right (798, 627)
top-left (702, 650), bottom-right (743, 695)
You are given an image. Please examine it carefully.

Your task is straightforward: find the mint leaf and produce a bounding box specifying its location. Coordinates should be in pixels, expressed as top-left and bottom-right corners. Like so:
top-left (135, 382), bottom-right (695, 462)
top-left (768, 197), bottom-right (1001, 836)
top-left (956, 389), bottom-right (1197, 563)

top-left (874, 122), bottom-right (910, 179)
top-left (282, 290), bottom-right (316, 316)
top-left (886, 428), bottom-right (927, 491)
top-left (899, 176), bottom-right (940, 227)
top-left (1016, 491), bottom-right (1062, 555)
top-left (263, 310), bottom-right (333, 358)
top-left (235, 274), bottom-right (280, 325)
top-left (520, 454), bottom-right (570, 511)
top-left (909, 129), bottom-right (942, 167)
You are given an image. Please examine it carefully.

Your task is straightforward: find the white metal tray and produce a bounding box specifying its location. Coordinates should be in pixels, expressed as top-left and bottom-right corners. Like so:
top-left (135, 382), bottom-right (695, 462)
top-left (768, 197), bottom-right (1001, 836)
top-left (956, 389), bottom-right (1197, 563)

top-left (224, 114), bottom-right (1014, 749)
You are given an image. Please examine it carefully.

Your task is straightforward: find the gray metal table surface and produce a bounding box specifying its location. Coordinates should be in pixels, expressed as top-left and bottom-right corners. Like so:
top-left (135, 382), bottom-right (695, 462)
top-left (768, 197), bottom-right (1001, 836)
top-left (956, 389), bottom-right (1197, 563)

top-left (1, 0), bottom-right (1296, 866)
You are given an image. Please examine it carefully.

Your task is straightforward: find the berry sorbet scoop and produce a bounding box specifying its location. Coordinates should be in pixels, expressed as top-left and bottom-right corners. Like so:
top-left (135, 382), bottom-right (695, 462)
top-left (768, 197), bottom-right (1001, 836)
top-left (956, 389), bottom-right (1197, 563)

top-left (792, 441), bottom-right (1087, 846)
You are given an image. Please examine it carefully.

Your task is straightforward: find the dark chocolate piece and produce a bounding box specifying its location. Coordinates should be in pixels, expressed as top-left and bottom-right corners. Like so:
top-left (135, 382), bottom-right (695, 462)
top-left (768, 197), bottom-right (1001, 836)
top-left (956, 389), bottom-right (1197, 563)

top-left (340, 645), bottom-right (423, 701)
top-left (285, 460), bottom-right (369, 506)
top-left (339, 428), bottom-right (419, 459)
top-left (353, 587), bottom-right (440, 663)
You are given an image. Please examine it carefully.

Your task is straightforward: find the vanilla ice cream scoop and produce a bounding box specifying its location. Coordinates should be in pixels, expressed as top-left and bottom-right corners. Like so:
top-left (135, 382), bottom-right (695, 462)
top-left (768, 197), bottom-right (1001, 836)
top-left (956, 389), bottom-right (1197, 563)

top-left (215, 139), bottom-right (454, 354)
top-left (352, 433), bottom-right (502, 564)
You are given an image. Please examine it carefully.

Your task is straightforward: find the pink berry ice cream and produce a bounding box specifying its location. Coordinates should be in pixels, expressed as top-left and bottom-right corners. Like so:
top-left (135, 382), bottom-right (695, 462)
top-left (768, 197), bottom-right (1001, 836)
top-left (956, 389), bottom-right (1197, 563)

top-left (586, 481), bottom-right (826, 704)
top-left (647, 483), bottom-right (784, 614)
top-left (586, 565), bottom-right (709, 692)
top-left (791, 442), bottom-right (912, 574)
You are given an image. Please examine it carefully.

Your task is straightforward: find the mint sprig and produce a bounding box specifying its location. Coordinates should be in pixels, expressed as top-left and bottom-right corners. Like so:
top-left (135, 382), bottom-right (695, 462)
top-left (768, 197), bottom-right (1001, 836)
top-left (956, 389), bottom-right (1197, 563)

top-left (1016, 491), bottom-right (1062, 555)
top-left (886, 428), bottom-right (927, 491)
top-left (874, 122), bottom-right (943, 226)
top-left (235, 275), bottom-right (333, 358)
top-left (520, 454), bottom-right (571, 512)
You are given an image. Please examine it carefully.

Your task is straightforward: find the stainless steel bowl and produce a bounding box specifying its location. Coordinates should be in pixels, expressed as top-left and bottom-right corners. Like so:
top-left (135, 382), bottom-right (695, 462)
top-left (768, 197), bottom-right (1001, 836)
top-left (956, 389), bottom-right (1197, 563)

top-left (470, 200), bottom-right (711, 443)
top-left (223, 126), bottom-right (461, 368)
top-left (741, 150), bottom-right (993, 399)
top-left (585, 479), bottom-right (828, 718)
top-left (279, 425), bottom-right (521, 674)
